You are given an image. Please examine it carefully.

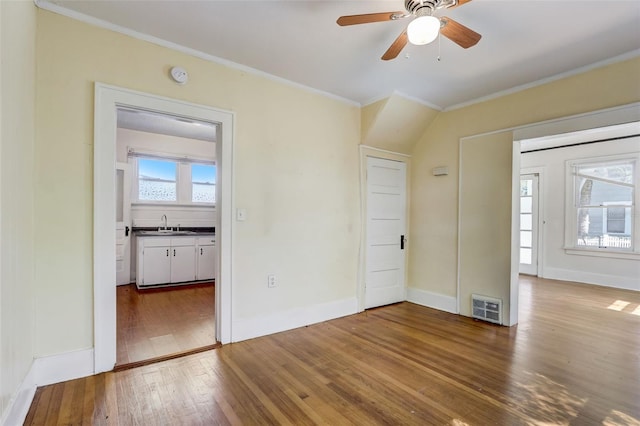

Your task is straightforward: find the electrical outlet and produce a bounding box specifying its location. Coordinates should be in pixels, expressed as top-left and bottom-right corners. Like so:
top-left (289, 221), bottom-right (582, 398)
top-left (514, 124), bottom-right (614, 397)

top-left (267, 274), bottom-right (277, 288)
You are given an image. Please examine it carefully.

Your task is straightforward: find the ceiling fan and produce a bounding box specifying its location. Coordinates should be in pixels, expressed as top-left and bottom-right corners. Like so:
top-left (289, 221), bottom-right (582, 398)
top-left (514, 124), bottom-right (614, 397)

top-left (337, 0), bottom-right (481, 60)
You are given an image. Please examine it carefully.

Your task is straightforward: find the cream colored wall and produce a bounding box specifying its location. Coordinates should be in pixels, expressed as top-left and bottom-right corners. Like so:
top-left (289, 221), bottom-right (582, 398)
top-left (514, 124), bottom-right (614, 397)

top-left (459, 132), bottom-right (514, 319)
top-left (409, 57), bottom-right (640, 312)
top-left (0, 0), bottom-right (36, 420)
top-left (35, 10), bottom-right (360, 356)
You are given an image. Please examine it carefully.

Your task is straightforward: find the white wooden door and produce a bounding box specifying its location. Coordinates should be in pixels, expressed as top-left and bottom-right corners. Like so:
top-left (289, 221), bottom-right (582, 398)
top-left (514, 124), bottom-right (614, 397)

top-left (115, 162), bottom-right (132, 285)
top-left (519, 174), bottom-right (539, 275)
top-left (365, 157), bottom-right (407, 309)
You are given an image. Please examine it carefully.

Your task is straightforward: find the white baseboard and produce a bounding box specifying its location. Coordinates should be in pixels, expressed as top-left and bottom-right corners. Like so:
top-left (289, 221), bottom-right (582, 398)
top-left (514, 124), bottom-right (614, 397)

top-left (2, 348), bottom-right (94, 426)
top-left (2, 364), bottom-right (36, 426)
top-left (406, 287), bottom-right (458, 314)
top-left (543, 267), bottom-right (640, 291)
top-left (231, 297), bottom-right (358, 342)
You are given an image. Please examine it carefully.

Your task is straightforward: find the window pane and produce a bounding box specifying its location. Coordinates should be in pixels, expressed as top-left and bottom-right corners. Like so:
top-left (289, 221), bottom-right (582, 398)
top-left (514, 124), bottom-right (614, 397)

top-left (520, 214), bottom-right (532, 231)
top-left (520, 230), bottom-right (532, 248)
top-left (520, 179), bottom-right (532, 196)
top-left (192, 164), bottom-right (216, 203)
top-left (138, 158), bottom-right (177, 201)
top-left (576, 207), bottom-right (631, 249)
top-left (578, 162), bottom-right (633, 184)
top-left (520, 248), bottom-right (532, 264)
top-left (520, 196), bottom-right (532, 213)
top-left (577, 178), bottom-right (632, 207)
top-left (607, 207), bottom-right (629, 234)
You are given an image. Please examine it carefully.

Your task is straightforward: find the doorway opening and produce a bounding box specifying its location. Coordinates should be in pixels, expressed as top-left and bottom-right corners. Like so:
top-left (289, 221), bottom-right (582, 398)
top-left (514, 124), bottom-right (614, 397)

top-left (94, 84), bottom-right (234, 373)
top-left (114, 108), bottom-right (218, 369)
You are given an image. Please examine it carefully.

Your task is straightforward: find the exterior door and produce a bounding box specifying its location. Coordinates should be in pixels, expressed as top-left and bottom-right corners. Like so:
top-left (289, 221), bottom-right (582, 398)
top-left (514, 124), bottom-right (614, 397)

top-left (115, 162), bottom-right (132, 285)
top-left (519, 174), bottom-right (539, 275)
top-left (365, 157), bottom-right (407, 309)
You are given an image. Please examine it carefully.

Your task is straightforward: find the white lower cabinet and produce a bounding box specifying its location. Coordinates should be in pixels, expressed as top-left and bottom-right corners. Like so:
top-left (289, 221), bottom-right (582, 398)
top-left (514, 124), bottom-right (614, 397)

top-left (196, 236), bottom-right (216, 280)
top-left (170, 244), bottom-right (197, 283)
top-left (137, 234), bottom-right (215, 288)
top-left (141, 245), bottom-right (172, 286)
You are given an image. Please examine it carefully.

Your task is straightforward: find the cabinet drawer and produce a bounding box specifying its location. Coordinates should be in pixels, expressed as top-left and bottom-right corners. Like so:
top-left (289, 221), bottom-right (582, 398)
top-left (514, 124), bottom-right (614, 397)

top-left (171, 237), bottom-right (196, 246)
top-left (140, 237), bottom-right (171, 247)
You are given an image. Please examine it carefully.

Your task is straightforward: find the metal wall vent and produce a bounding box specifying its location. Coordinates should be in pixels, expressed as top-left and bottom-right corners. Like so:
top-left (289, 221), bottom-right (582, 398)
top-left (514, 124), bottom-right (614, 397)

top-left (471, 294), bottom-right (502, 325)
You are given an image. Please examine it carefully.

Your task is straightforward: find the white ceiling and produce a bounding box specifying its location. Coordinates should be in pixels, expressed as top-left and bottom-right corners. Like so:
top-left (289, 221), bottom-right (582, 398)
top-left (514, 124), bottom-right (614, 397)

top-left (40, 0), bottom-right (640, 110)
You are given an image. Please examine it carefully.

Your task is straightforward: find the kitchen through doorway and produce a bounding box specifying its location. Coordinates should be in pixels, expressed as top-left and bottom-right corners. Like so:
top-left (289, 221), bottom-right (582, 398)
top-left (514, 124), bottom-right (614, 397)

top-left (114, 107), bottom-right (218, 368)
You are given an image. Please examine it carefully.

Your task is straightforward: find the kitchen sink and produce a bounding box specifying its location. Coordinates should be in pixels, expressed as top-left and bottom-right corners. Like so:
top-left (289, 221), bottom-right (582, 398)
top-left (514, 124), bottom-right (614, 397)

top-left (137, 230), bottom-right (198, 236)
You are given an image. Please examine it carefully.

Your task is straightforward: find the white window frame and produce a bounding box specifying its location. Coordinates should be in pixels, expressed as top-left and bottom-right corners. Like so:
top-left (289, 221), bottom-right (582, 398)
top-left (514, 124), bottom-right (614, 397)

top-left (564, 153), bottom-right (640, 259)
top-left (130, 152), bottom-right (215, 206)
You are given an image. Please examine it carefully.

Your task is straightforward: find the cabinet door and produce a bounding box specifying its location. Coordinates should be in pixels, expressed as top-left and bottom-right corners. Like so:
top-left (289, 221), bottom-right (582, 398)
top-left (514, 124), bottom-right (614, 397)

top-left (197, 245), bottom-right (216, 280)
top-left (142, 246), bottom-right (171, 286)
top-left (171, 246), bottom-right (196, 283)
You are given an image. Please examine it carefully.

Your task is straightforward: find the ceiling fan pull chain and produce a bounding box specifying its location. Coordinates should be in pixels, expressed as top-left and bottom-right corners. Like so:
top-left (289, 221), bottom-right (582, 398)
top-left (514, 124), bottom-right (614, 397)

top-left (437, 31), bottom-right (442, 62)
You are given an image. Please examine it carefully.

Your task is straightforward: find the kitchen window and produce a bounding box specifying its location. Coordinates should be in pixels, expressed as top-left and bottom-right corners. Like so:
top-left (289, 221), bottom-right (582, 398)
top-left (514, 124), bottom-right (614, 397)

top-left (566, 155), bottom-right (638, 254)
top-left (137, 158), bottom-right (177, 202)
top-left (132, 154), bottom-right (215, 205)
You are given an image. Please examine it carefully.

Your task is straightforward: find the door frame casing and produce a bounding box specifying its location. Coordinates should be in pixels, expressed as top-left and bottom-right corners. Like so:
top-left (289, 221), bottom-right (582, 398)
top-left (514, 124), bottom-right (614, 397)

top-left (357, 146), bottom-right (410, 312)
top-left (94, 83), bottom-right (234, 373)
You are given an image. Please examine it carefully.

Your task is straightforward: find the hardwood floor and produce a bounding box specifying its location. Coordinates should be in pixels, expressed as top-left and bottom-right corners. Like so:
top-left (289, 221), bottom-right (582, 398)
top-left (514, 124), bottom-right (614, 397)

top-left (116, 282), bottom-right (216, 369)
top-left (26, 277), bottom-right (640, 425)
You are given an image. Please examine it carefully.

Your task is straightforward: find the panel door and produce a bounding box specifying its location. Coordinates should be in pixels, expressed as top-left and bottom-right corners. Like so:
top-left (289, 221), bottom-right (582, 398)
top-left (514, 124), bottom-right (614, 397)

top-left (519, 174), bottom-right (539, 275)
top-left (115, 162), bottom-right (132, 285)
top-left (365, 157), bottom-right (407, 309)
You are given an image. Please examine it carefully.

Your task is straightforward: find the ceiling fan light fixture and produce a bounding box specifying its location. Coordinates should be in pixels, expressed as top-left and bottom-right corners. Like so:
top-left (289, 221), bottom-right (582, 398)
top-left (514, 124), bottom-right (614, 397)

top-left (407, 15), bottom-right (440, 45)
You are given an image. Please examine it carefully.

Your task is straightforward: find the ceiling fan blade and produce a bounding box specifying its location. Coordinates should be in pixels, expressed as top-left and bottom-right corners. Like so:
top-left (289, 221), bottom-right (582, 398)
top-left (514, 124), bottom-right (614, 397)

top-left (381, 30), bottom-right (408, 61)
top-left (449, 0), bottom-right (473, 9)
top-left (440, 17), bottom-right (481, 48)
top-left (337, 11), bottom-right (404, 26)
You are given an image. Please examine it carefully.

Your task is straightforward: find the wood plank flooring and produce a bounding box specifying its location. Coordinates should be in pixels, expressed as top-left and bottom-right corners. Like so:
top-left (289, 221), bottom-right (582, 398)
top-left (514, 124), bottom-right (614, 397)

top-left (116, 282), bottom-right (216, 368)
top-left (26, 277), bottom-right (640, 425)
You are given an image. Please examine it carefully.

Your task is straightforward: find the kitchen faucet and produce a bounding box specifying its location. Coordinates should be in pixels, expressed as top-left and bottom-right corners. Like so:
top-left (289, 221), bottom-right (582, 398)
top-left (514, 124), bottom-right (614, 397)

top-left (161, 214), bottom-right (168, 230)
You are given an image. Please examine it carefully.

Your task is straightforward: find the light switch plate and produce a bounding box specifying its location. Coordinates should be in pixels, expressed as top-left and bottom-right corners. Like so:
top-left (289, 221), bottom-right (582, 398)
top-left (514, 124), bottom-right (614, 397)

top-left (236, 208), bottom-right (247, 221)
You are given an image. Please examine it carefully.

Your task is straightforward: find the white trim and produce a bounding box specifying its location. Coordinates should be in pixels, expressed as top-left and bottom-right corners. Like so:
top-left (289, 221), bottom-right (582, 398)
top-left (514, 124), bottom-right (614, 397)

top-left (564, 248), bottom-right (640, 261)
top-left (358, 145), bottom-right (412, 158)
top-left (33, 0), bottom-right (359, 108)
top-left (34, 349), bottom-right (95, 386)
top-left (513, 103), bottom-right (640, 142)
top-left (543, 267), bottom-right (640, 291)
top-left (445, 50), bottom-right (640, 112)
top-left (231, 297), bottom-right (358, 343)
top-left (1, 366), bottom-right (36, 426)
top-left (94, 83), bottom-right (234, 373)
top-left (2, 349), bottom-right (94, 426)
top-left (509, 144), bottom-right (521, 326)
top-left (406, 288), bottom-right (458, 314)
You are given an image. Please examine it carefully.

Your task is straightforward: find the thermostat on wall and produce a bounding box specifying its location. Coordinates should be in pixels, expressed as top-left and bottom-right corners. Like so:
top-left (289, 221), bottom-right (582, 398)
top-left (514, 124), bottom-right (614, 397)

top-left (432, 166), bottom-right (449, 176)
top-left (170, 66), bottom-right (189, 85)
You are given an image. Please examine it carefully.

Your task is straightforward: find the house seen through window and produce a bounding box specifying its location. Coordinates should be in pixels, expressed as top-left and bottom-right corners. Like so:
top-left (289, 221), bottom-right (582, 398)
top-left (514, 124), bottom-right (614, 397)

top-left (572, 158), bottom-right (634, 250)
